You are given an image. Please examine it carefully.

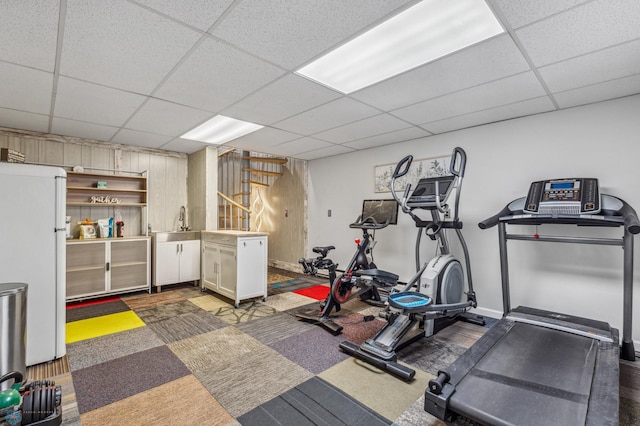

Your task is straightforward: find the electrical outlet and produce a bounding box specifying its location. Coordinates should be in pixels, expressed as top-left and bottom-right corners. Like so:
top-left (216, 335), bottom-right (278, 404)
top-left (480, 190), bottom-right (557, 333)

top-left (328, 209), bottom-right (332, 217)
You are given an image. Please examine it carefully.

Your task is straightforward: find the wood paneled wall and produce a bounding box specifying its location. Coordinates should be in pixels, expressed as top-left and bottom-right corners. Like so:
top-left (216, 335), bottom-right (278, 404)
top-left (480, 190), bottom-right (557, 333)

top-left (0, 128), bottom-right (188, 236)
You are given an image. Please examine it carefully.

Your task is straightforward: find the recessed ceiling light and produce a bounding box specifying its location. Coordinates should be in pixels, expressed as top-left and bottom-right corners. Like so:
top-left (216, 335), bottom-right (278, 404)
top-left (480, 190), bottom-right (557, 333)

top-left (180, 115), bottom-right (263, 144)
top-left (296, 0), bottom-right (503, 94)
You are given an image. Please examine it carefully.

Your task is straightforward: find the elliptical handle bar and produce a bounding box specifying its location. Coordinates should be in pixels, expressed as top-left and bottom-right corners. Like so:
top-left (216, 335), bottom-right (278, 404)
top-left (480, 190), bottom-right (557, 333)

top-left (450, 147), bottom-right (467, 178)
top-left (393, 155), bottom-right (413, 179)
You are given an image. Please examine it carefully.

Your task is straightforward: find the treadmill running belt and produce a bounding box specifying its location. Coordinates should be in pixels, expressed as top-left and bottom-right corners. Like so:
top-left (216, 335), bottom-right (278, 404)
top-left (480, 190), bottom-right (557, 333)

top-left (450, 323), bottom-right (598, 426)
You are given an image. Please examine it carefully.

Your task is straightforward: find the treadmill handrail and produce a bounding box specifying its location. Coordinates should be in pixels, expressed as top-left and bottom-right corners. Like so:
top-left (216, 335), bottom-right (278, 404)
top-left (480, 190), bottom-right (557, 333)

top-left (479, 195), bottom-right (640, 234)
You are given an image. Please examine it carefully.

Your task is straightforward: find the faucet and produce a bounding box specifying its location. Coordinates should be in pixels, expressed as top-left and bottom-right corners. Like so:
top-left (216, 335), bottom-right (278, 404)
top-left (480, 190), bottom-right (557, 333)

top-left (178, 206), bottom-right (191, 231)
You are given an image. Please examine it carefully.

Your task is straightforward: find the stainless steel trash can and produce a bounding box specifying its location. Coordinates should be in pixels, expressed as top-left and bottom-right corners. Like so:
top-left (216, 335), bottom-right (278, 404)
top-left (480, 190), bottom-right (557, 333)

top-left (0, 282), bottom-right (27, 391)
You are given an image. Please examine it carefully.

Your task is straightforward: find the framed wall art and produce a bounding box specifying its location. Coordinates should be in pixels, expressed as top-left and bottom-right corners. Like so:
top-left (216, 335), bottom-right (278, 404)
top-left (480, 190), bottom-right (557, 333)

top-left (374, 154), bottom-right (451, 193)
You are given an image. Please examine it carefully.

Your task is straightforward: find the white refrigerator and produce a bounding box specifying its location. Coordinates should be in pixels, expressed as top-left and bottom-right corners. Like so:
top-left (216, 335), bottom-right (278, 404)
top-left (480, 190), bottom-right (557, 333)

top-left (0, 162), bottom-right (66, 366)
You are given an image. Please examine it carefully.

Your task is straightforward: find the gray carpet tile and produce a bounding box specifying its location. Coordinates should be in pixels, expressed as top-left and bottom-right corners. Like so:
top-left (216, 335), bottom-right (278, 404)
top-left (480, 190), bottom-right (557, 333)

top-left (270, 326), bottom-right (349, 375)
top-left (209, 300), bottom-right (278, 325)
top-left (168, 326), bottom-right (265, 373)
top-left (235, 311), bottom-right (315, 345)
top-left (66, 299), bottom-right (130, 322)
top-left (194, 345), bottom-right (314, 418)
top-left (72, 345), bottom-right (191, 413)
top-left (66, 326), bottom-right (165, 371)
top-left (135, 299), bottom-right (203, 323)
top-left (145, 310), bottom-right (229, 344)
top-left (396, 336), bottom-right (471, 376)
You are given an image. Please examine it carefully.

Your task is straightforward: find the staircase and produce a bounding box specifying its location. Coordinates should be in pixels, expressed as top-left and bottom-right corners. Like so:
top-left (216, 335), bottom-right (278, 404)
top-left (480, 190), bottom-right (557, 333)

top-left (218, 149), bottom-right (287, 231)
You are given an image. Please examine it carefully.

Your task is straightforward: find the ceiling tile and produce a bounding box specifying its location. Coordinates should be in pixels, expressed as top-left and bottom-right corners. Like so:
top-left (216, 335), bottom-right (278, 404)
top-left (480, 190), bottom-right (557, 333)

top-left (313, 114), bottom-right (411, 144)
top-left (111, 128), bottom-right (173, 150)
top-left (553, 74), bottom-right (640, 108)
top-left (61, 0), bottom-right (202, 94)
top-left (491, 0), bottom-right (590, 29)
top-left (0, 108), bottom-right (49, 133)
top-left (225, 127), bottom-right (302, 152)
top-left (155, 37), bottom-right (286, 112)
top-left (134, 0), bottom-right (234, 31)
top-left (54, 76), bottom-right (147, 127)
top-left (0, 62), bottom-right (53, 115)
top-left (159, 138), bottom-right (210, 154)
top-left (392, 72), bottom-right (547, 124)
top-left (421, 96), bottom-right (556, 134)
top-left (352, 35), bottom-right (530, 111)
top-left (0, 0), bottom-right (59, 71)
top-left (268, 137), bottom-right (334, 156)
top-left (125, 98), bottom-right (213, 137)
top-left (515, 0), bottom-right (640, 67)
top-left (295, 144), bottom-right (356, 160)
top-left (342, 127), bottom-right (432, 150)
top-left (51, 117), bottom-right (119, 141)
top-left (210, 0), bottom-right (416, 70)
top-left (539, 39), bottom-right (640, 93)
top-left (221, 74), bottom-right (341, 125)
top-left (273, 97), bottom-right (380, 135)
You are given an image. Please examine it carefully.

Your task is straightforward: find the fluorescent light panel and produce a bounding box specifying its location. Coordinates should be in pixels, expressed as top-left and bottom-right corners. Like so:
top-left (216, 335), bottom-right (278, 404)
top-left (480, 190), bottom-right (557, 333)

top-left (181, 115), bottom-right (263, 144)
top-left (296, 0), bottom-right (504, 93)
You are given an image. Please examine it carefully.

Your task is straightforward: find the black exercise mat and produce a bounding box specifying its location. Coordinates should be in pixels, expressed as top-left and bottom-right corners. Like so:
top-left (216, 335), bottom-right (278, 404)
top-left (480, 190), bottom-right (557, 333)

top-left (238, 377), bottom-right (391, 426)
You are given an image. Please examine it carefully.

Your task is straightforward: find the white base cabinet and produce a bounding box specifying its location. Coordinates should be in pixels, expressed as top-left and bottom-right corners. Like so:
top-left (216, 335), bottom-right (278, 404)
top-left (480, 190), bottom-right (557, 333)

top-left (201, 230), bottom-right (268, 308)
top-left (152, 232), bottom-right (201, 291)
top-left (66, 237), bottom-right (150, 300)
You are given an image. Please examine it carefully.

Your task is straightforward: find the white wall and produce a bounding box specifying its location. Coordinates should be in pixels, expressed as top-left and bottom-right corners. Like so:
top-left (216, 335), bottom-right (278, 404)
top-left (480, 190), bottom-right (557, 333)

top-left (307, 94), bottom-right (640, 344)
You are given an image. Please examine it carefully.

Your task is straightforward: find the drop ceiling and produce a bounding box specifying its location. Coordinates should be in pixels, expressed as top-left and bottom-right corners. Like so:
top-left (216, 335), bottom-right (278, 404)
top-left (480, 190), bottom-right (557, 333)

top-left (1, 0), bottom-right (639, 160)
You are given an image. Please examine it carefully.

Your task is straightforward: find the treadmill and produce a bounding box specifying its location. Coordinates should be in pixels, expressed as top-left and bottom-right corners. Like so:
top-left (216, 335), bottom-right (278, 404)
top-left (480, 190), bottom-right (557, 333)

top-left (424, 178), bottom-right (639, 425)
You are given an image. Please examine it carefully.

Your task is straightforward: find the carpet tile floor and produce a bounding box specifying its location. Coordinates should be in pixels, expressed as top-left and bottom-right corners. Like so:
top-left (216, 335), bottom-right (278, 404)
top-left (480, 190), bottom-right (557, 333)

top-left (22, 268), bottom-right (640, 425)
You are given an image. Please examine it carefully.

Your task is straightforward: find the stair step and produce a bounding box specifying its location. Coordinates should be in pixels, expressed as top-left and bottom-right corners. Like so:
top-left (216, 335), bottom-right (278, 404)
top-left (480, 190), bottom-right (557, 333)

top-left (242, 168), bottom-right (282, 177)
top-left (242, 179), bottom-right (269, 187)
top-left (242, 156), bottom-right (288, 164)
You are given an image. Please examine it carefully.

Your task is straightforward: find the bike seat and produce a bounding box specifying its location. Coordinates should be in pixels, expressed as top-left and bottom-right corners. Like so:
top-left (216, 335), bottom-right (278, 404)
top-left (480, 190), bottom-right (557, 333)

top-left (312, 245), bottom-right (335, 258)
top-left (352, 268), bottom-right (399, 285)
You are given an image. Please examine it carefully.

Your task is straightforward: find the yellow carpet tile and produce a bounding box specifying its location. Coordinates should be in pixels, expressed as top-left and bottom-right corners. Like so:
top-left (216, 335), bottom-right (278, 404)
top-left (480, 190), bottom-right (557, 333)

top-left (66, 310), bottom-right (145, 343)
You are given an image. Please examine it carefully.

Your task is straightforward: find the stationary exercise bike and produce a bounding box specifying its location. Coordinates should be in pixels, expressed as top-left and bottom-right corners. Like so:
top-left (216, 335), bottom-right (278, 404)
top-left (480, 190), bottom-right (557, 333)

top-left (296, 201), bottom-right (400, 335)
top-left (340, 147), bottom-right (483, 381)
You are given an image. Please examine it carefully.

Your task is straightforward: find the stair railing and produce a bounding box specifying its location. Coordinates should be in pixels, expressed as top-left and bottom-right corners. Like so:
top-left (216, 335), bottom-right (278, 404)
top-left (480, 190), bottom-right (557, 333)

top-left (218, 191), bottom-right (251, 230)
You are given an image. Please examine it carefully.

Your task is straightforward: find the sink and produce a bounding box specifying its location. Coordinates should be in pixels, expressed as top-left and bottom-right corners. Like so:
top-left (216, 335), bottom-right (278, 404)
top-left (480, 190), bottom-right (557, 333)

top-left (151, 230), bottom-right (200, 242)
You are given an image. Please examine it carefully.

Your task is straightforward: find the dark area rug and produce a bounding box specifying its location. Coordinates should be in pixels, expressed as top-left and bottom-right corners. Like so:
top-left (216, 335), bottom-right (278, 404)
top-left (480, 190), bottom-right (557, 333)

top-left (237, 376), bottom-right (391, 426)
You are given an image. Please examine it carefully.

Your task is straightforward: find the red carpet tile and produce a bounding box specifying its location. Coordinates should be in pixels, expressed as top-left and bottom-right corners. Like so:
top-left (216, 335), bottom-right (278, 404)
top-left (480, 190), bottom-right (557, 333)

top-left (67, 296), bottom-right (121, 309)
top-left (293, 285), bottom-right (329, 300)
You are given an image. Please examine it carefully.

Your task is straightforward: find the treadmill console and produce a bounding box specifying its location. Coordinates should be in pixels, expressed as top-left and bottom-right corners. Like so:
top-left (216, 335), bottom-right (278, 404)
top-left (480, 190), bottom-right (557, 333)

top-left (524, 178), bottom-right (600, 215)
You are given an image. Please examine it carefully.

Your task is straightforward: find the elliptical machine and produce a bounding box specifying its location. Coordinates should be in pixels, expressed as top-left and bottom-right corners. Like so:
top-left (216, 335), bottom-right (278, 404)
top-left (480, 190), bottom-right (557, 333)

top-left (340, 147), bottom-right (483, 381)
top-left (297, 205), bottom-right (400, 335)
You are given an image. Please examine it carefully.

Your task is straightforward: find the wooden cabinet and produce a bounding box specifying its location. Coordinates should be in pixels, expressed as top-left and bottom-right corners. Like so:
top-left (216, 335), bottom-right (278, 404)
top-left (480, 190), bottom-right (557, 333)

top-left (201, 231), bottom-right (268, 308)
top-left (152, 233), bottom-right (201, 291)
top-left (65, 170), bottom-right (150, 300)
top-left (66, 237), bottom-right (150, 300)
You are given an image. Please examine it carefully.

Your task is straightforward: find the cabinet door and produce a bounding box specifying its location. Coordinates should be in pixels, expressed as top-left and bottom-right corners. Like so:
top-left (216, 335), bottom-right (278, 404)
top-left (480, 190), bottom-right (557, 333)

top-left (179, 240), bottom-right (201, 282)
top-left (156, 242), bottom-right (180, 285)
top-left (110, 239), bottom-right (149, 291)
top-left (66, 241), bottom-right (106, 298)
top-left (218, 246), bottom-right (237, 295)
top-left (236, 238), bottom-right (266, 298)
top-left (202, 243), bottom-right (219, 289)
